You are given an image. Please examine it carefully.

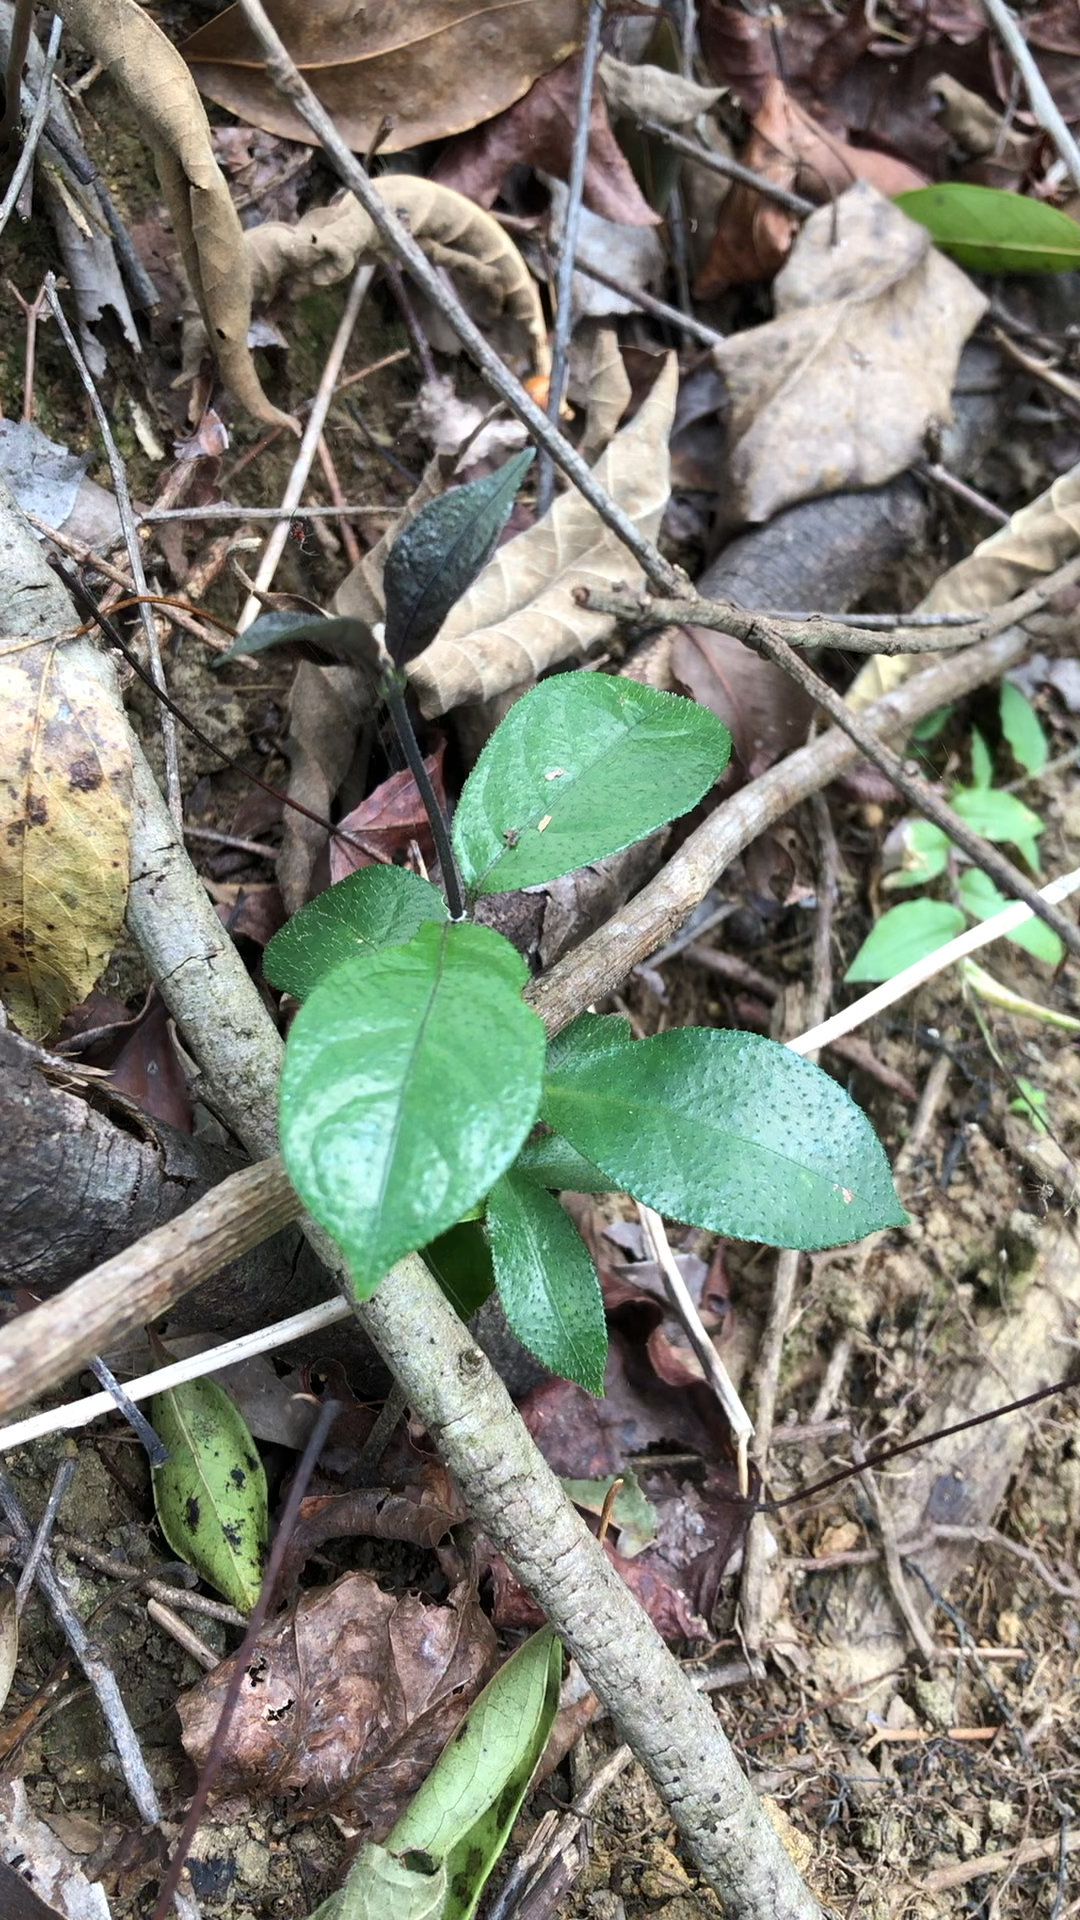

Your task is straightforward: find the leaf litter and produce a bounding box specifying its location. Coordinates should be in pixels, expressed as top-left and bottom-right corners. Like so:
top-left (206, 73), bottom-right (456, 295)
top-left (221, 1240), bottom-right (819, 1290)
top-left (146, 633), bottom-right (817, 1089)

top-left (6, 0), bottom-right (1080, 1913)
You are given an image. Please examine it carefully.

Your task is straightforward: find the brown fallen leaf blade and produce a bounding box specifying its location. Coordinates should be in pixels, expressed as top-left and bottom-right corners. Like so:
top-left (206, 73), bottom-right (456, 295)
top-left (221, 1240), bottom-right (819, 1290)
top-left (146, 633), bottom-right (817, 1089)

top-left (432, 49), bottom-right (659, 227)
top-left (408, 354), bottom-right (679, 717)
top-left (178, 1571), bottom-right (497, 1830)
top-left (59, 0), bottom-right (289, 428)
top-left (710, 182), bottom-right (986, 523)
top-left (0, 633), bottom-right (132, 1040)
top-left (672, 627), bottom-right (815, 781)
top-left (328, 743), bottom-right (449, 885)
top-left (182, 0), bottom-right (582, 153)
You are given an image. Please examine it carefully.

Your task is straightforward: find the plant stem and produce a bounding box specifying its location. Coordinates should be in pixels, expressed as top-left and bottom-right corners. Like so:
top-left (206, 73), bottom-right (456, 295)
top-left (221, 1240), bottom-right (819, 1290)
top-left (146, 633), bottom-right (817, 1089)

top-left (381, 677), bottom-right (466, 919)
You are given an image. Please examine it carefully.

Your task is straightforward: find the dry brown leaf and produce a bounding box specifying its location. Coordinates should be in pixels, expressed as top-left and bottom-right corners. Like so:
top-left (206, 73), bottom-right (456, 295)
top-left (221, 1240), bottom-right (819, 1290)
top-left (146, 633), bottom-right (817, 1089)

top-left (849, 459), bottom-right (1080, 707)
top-left (671, 627), bottom-right (815, 779)
top-left (577, 324), bottom-right (632, 463)
top-left (432, 49), bottom-right (659, 228)
top-left (699, 0), bottom-right (776, 115)
top-left (0, 633), bottom-right (132, 1039)
top-left (240, 176), bottom-right (549, 375)
top-left (408, 354), bottom-right (679, 717)
top-left (328, 744), bottom-right (449, 885)
top-left (695, 77), bottom-right (927, 296)
top-left (0, 1577), bottom-right (15, 1716)
top-left (710, 182), bottom-right (986, 524)
top-left (58, 0), bottom-right (289, 427)
top-left (178, 1570), bottom-right (497, 1829)
top-left (182, 0), bottom-right (581, 154)
top-left (598, 53), bottom-right (724, 127)
top-left (276, 662), bottom-right (369, 914)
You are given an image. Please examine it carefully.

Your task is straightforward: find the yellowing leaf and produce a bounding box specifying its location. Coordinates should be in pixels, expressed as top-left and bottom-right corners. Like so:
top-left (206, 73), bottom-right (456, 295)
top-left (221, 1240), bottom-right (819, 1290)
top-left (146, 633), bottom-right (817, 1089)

top-left (58, 0), bottom-right (290, 427)
top-left (0, 636), bottom-right (131, 1039)
top-left (408, 354), bottom-right (679, 717)
top-left (182, 0), bottom-right (582, 155)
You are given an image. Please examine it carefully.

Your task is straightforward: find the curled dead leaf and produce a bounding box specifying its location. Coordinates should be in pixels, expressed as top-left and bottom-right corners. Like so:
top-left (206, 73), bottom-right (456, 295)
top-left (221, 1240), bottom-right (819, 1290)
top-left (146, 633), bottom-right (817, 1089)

top-left (407, 355), bottom-right (679, 717)
top-left (58, 0), bottom-right (291, 428)
top-left (710, 182), bottom-right (986, 523)
top-left (0, 632), bottom-right (132, 1039)
top-left (182, 0), bottom-right (582, 154)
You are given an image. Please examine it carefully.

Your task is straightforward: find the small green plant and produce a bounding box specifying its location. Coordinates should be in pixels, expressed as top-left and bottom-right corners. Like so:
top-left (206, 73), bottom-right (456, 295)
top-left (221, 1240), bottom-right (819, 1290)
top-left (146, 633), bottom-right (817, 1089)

top-left (846, 684), bottom-right (1059, 987)
top-left (230, 458), bottom-right (907, 1394)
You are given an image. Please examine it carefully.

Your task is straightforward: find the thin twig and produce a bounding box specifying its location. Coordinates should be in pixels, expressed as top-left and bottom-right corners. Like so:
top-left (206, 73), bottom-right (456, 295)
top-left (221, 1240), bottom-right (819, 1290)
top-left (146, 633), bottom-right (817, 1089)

top-left (140, 500), bottom-right (395, 524)
top-left (353, 1381), bottom-right (409, 1481)
top-left (14, 1455), bottom-right (75, 1616)
top-left (979, 0), bottom-right (1080, 193)
top-left (633, 115), bottom-right (816, 217)
top-left (234, 0), bottom-right (687, 599)
top-left (576, 257), bottom-right (724, 347)
top-left (0, 0), bottom-right (35, 150)
top-left (854, 1442), bottom-right (939, 1665)
top-left (56, 1535), bottom-right (246, 1625)
top-left (538, 0), bottom-right (605, 518)
top-left (43, 273), bottom-right (184, 819)
top-left (0, 14), bottom-right (63, 243)
top-left (0, 1471), bottom-right (200, 1919)
top-left (237, 261), bottom-right (375, 631)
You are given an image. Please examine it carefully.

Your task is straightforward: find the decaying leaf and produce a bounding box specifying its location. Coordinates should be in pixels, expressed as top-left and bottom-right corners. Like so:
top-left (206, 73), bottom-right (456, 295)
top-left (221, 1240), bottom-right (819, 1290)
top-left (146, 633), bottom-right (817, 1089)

top-left (277, 662), bottom-right (370, 914)
top-left (237, 176), bottom-right (549, 376)
top-left (577, 325), bottom-right (632, 463)
top-left (599, 52), bottom-right (724, 127)
top-left (408, 355), bottom-right (678, 716)
top-left (182, 0), bottom-right (582, 154)
top-left (178, 1571), bottom-right (497, 1829)
top-left (432, 50), bottom-right (658, 228)
top-left (0, 1577), bottom-right (16, 1715)
top-left (0, 634), bottom-right (132, 1039)
top-left (151, 1368), bottom-right (269, 1612)
top-left (672, 627), bottom-right (815, 779)
top-left (329, 745), bottom-right (449, 885)
top-left (58, 0), bottom-right (289, 427)
top-left (710, 182), bottom-right (986, 523)
top-left (849, 455), bottom-right (1080, 707)
top-left (695, 76), bottom-right (927, 296)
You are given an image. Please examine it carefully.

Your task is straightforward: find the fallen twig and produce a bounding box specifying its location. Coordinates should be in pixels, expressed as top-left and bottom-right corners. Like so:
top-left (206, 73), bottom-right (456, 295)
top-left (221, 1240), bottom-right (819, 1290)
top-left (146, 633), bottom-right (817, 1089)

top-left (0, 11), bottom-right (60, 234)
top-left (980, 0), bottom-right (1080, 193)
top-left (634, 114), bottom-right (816, 217)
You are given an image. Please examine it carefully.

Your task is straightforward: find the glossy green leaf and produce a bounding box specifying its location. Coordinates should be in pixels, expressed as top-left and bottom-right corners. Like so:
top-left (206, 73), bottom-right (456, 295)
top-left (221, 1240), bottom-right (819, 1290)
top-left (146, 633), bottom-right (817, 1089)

top-left (387, 1627), bottom-right (562, 1920)
top-left (151, 1375), bottom-right (267, 1612)
top-left (896, 183), bottom-right (1080, 272)
top-left (951, 784), bottom-right (1045, 857)
top-left (560, 1468), bottom-right (657, 1556)
top-left (423, 1218), bottom-right (496, 1321)
top-left (845, 899), bottom-right (965, 982)
top-left (882, 818), bottom-right (950, 890)
top-left (384, 451), bottom-right (534, 666)
top-left (543, 1027), bottom-right (908, 1248)
top-left (513, 1128), bottom-right (612, 1192)
top-left (280, 921), bottom-right (545, 1298)
top-left (265, 867), bottom-right (448, 1001)
top-left (486, 1171), bottom-right (607, 1394)
top-left (545, 1011), bottom-right (635, 1070)
top-left (216, 608), bottom-right (378, 674)
top-left (958, 867), bottom-right (1063, 965)
top-left (452, 675), bottom-right (731, 895)
top-left (1000, 681), bottom-right (1049, 775)
top-left (969, 727), bottom-right (993, 789)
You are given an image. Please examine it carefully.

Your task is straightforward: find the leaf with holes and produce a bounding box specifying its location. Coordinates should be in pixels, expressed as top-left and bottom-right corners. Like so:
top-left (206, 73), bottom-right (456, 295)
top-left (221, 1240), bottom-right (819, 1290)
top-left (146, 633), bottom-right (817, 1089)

top-left (280, 921), bottom-right (546, 1297)
top-left (151, 1373), bottom-right (268, 1612)
top-left (486, 1171), bottom-right (607, 1393)
top-left (265, 867), bottom-right (448, 1001)
top-left (542, 1027), bottom-right (907, 1248)
top-left (452, 675), bottom-right (730, 895)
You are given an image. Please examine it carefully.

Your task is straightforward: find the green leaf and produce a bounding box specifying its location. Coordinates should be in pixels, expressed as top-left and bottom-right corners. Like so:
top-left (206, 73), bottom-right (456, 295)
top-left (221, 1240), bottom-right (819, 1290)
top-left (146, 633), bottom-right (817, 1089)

top-left (385, 1628), bottom-right (563, 1920)
top-left (950, 785), bottom-right (1045, 855)
top-left (545, 1011), bottom-right (635, 1071)
top-left (151, 1375), bottom-right (267, 1612)
top-left (1008, 1076), bottom-right (1049, 1134)
top-left (216, 608), bottom-right (378, 674)
top-left (543, 1028), bottom-right (908, 1249)
top-left (1000, 681), bottom-right (1049, 775)
top-left (882, 818), bottom-right (950, 890)
top-left (452, 675), bottom-right (731, 895)
top-left (383, 451), bottom-right (534, 666)
top-left (311, 1845), bottom-right (447, 1920)
top-left (265, 867), bottom-right (448, 1001)
top-left (486, 1171), bottom-right (607, 1394)
top-left (560, 1468), bottom-right (657, 1556)
top-left (958, 867), bottom-right (1064, 965)
top-left (896, 183), bottom-right (1080, 273)
top-left (423, 1219), bottom-right (496, 1321)
top-left (969, 728), bottom-right (993, 789)
top-left (513, 1128), bottom-right (612, 1192)
top-left (910, 705), bottom-right (953, 744)
top-left (845, 899), bottom-right (965, 982)
top-left (280, 921), bottom-right (546, 1298)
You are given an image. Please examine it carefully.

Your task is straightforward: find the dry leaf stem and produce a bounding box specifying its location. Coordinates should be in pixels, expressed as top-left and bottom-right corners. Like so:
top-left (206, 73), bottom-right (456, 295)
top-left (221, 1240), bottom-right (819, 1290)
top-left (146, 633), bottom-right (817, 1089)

top-left (233, 0), bottom-right (687, 601)
top-left (538, 0), bottom-right (605, 519)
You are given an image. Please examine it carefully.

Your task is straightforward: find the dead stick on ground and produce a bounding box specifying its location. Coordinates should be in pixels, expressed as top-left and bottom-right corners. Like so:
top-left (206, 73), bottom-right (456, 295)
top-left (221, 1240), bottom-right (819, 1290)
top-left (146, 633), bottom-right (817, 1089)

top-left (979, 0), bottom-right (1080, 193)
top-left (0, 630), bottom-right (1034, 1426)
